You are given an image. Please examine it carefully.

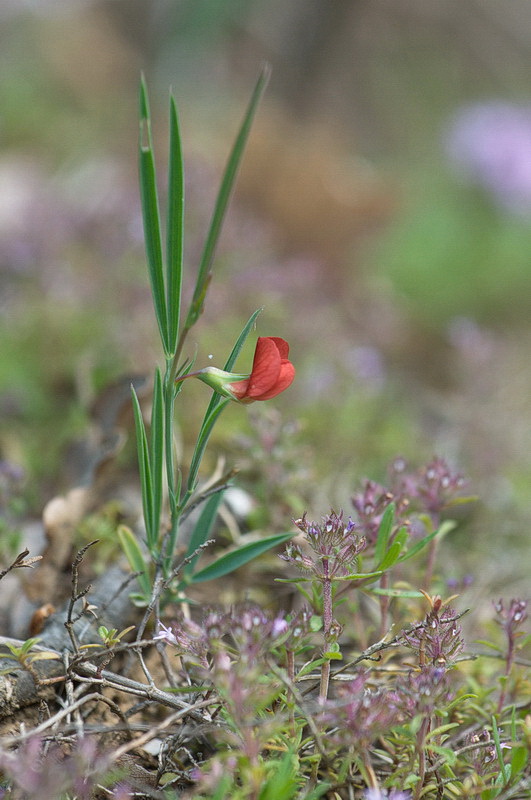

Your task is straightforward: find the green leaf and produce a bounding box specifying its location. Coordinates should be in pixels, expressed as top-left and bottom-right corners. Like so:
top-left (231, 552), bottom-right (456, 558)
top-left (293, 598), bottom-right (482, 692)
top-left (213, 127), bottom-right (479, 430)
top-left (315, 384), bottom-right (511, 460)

top-left (131, 385), bottom-right (154, 544)
top-left (117, 524), bottom-right (152, 600)
top-left (185, 400), bottom-right (230, 497)
top-left (190, 531), bottom-right (293, 584)
top-left (376, 540), bottom-right (403, 571)
top-left (139, 78), bottom-right (169, 353)
top-left (510, 746), bottom-right (528, 777)
top-left (166, 93), bottom-right (184, 355)
top-left (396, 520), bottom-right (456, 565)
top-left (374, 503), bottom-right (395, 565)
top-left (183, 489), bottom-right (225, 578)
top-left (424, 744), bottom-right (457, 766)
top-left (491, 715), bottom-right (511, 783)
top-left (223, 307), bottom-right (264, 372)
top-left (148, 367), bottom-right (164, 553)
top-left (323, 650), bottom-right (343, 660)
top-left (185, 65), bottom-right (270, 330)
top-left (336, 570), bottom-right (383, 582)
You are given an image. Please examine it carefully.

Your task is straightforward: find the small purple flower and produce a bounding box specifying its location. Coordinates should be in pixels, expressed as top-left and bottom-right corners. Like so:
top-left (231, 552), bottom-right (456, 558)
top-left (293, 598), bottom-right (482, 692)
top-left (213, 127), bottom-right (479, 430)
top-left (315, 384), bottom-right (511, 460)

top-left (351, 479), bottom-right (398, 544)
top-left (494, 598), bottom-right (528, 634)
top-left (153, 621), bottom-right (179, 647)
top-left (364, 790), bottom-right (412, 800)
top-left (446, 102), bottom-right (531, 215)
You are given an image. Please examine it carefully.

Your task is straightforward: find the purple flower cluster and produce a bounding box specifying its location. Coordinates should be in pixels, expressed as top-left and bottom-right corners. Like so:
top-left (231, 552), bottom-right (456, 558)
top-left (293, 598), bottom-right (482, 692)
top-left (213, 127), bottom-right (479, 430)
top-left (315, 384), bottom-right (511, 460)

top-left (351, 478), bottom-right (405, 544)
top-left (494, 597), bottom-right (528, 637)
top-left (389, 456), bottom-right (466, 519)
top-left (280, 510), bottom-right (367, 578)
top-left (402, 601), bottom-right (464, 668)
top-left (446, 101), bottom-right (531, 215)
top-left (155, 604), bottom-right (310, 668)
top-left (319, 669), bottom-right (404, 748)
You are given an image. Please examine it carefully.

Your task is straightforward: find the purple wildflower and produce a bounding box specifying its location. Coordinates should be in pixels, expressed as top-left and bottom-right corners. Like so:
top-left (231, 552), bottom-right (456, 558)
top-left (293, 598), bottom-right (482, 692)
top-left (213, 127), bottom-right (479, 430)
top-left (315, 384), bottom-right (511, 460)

top-left (281, 510), bottom-right (366, 578)
top-left (446, 102), bottom-right (531, 215)
top-left (402, 602), bottom-right (464, 668)
top-left (364, 790), bottom-right (412, 800)
top-left (319, 670), bottom-right (404, 748)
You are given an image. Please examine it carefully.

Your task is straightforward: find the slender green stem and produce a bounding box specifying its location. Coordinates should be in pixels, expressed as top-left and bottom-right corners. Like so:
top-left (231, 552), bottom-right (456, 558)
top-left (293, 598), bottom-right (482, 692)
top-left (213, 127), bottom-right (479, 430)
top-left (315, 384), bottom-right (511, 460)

top-left (162, 359), bottom-right (180, 574)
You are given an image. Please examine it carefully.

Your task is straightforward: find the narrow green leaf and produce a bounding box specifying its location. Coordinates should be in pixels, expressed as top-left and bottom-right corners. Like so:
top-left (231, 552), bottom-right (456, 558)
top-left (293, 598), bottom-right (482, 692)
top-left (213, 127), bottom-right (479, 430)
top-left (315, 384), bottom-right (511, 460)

top-left (148, 367), bottom-right (164, 552)
top-left (396, 521), bottom-right (456, 565)
top-left (423, 744), bottom-right (457, 766)
top-left (323, 650), bottom-right (343, 661)
top-left (223, 307), bottom-right (263, 372)
top-left (491, 715), bottom-right (510, 782)
top-left (117, 524), bottom-right (152, 599)
top-left (185, 65), bottom-right (270, 330)
top-left (185, 400), bottom-right (230, 497)
top-left (394, 526), bottom-right (409, 550)
top-left (139, 80), bottom-right (169, 353)
top-left (131, 385), bottom-right (154, 544)
top-left (376, 540), bottom-right (403, 571)
top-left (139, 75), bottom-right (150, 120)
top-left (374, 503), bottom-right (395, 565)
top-left (190, 531), bottom-right (293, 584)
top-left (183, 489), bottom-right (225, 578)
top-left (166, 93), bottom-right (184, 354)
top-left (336, 570), bottom-right (383, 582)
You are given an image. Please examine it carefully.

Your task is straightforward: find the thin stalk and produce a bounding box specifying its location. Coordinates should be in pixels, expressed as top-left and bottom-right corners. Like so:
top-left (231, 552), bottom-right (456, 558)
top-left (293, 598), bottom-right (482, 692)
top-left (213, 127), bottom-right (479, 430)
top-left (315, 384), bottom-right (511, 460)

top-left (413, 715), bottom-right (431, 800)
top-left (423, 512), bottom-right (440, 590)
top-left (378, 571), bottom-right (390, 639)
top-left (319, 558), bottom-right (333, 703)
top-left (163, 359), bottom-right (180, 573)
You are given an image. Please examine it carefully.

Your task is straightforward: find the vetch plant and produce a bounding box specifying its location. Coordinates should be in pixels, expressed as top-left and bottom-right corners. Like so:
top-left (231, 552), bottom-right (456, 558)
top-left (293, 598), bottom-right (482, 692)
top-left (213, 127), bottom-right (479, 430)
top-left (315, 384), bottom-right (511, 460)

top-left (118, 66), bottom-right (295, 607)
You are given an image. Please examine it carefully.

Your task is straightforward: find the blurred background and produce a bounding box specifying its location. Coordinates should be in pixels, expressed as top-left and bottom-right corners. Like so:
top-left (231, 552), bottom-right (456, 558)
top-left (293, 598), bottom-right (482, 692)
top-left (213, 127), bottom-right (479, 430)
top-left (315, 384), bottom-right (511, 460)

top-left (1, 0), bottom-right (531, 606)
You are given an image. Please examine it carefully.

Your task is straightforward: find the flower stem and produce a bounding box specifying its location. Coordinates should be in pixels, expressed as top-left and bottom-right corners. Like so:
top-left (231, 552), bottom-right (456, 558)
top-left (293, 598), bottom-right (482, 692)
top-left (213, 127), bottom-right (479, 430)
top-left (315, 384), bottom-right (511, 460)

top-left (319, 558), bottom-right (333, 703)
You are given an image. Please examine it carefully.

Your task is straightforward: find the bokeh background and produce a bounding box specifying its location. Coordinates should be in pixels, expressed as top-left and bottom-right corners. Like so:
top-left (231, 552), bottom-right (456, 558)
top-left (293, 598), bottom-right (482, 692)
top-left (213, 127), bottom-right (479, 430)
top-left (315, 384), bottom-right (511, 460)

top-left (2, 0), bottom-right (531, 607)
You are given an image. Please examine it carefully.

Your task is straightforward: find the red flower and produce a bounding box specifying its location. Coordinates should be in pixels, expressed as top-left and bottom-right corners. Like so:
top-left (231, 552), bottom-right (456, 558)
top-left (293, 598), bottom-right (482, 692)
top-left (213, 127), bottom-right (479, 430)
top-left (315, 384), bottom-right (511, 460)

top-left (177, 336), bottom-right (295, 403)
top-left (228, 337), bottom-right (295, 402)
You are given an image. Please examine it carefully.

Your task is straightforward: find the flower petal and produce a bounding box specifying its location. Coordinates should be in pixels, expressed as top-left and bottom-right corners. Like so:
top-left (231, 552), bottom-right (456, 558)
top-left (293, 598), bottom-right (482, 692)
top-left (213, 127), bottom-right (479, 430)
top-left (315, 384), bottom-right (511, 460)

top-left (245, 337), bottom-right (283, 398)
top-left (252, 359), bottom-right (295, 400)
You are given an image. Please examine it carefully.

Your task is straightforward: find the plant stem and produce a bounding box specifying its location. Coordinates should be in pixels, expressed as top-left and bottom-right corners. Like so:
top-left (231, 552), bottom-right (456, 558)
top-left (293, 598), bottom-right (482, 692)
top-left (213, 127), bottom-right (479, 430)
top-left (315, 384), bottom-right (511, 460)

top-left (163, 360), bottom-right (179, 573)
top-left (319, 558), bottom-right (333, 703)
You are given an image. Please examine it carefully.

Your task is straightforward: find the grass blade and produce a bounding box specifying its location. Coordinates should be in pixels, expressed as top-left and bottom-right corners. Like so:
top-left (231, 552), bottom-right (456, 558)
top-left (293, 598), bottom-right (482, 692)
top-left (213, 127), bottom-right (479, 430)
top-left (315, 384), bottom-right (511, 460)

top-left (131, 384), bottom-right (154, 545)
top-left (166, 93), bottom-right (184, 355)
top-left (149, 367), bottom-right (164, 552)
top-left (185, 65), bottom-right (270, 330)
top-left (117, 524), bottom-right (152, 600)
top-left (139, 78), bottom-right (169, 353)
top-left (395, 520), bottom-right (456, 565)
top-left (183, 489), bottom-right (225, 579)
top-left (185, 400), bottom-right (230, 497)
top-left (223, 306), bottom-right (263, 372)
top-left (189, 531), bottom-right (293, 584)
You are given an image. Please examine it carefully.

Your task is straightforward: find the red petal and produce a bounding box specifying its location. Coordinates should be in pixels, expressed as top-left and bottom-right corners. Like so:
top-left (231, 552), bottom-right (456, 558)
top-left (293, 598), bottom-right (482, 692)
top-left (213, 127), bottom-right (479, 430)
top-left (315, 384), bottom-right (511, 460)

top-left (252, 359), bottom-right (295, 400)
top-left (245, 337), bottom-right (282, 398)
top-left (266, 337), bottom-right (290, 359)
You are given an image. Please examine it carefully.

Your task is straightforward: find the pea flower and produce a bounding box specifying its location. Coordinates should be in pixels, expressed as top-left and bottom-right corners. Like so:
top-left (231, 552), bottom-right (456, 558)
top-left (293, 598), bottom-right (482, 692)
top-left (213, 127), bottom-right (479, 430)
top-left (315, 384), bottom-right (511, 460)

top-left (176, 336), bottom-right (295, 403)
